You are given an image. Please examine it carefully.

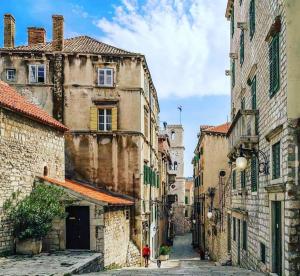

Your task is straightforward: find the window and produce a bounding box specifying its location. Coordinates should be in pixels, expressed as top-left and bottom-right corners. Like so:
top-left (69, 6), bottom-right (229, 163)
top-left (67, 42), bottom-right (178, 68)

top-left (98, 108), bottom-right (112, 131)
top-left (6, 69), bottom-right (16, 82)
top-left (43, 166), bottom-right (48, 176)
top-left (125, 210), bottom-right (130, 220)
top-left (239, 0), bottom-right (243, 5)
top-left (272, 142), bottom-right (281, 179)
top-left (231, 7), bottom-right (235, 38)
top-left (269, 34), bottom-right (280, 97)
top-left (232, 170), bottom-right (236, 190)
top-left (241, 170), bottom-right (246, 188)
top-left (171, 131), bottom-right (175, 140)
top-left (29, 64), bottom-right (45, 83)
top-left (240, 30), bottom-right (244, 65)
top-left (185, 196), bottom-right (188, 205)
top-left (232, 60), bottom-right (235, 88)
top-left (174, 161), bottom-right (178, 171)
top-left (249, 0), bottom-right (255, 39)
top-left (98, 68), bottom-right (114, 87)
top-left (260, 242), bottom-right (266, 263)
top-left (241, 97), bottom-right (245, 110)
top-left (185, 210), bottom-right (188, 217)
top-left (243, 220), bottom-right (247, 250)
top-left (251, 155), bottom-right (258, 192)
top-left (233, 217), bottom-right (236, 241)
top-left (251, 76), bottom-right (257, 109)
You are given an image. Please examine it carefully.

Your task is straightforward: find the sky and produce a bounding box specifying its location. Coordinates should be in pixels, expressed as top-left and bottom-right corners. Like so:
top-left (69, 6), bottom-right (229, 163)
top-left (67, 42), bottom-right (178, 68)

top-left (0, 0), bottom-right (231, 177)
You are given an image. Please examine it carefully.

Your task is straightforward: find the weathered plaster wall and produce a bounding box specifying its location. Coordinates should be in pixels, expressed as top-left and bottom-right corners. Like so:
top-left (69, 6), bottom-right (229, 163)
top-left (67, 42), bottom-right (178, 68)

top-left (0, 108), bottom-right (65, 254)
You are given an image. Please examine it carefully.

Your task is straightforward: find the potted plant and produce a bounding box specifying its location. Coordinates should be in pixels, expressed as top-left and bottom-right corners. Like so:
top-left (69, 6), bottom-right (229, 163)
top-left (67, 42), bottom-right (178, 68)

top-left (4, 184), bottom-right (67, 255)
top-left (159, 245), bottom-right (171, 261)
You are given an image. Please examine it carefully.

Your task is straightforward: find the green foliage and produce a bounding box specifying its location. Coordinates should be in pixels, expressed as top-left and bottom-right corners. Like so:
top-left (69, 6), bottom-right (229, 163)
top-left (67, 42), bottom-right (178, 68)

top-left (159, 245), bottom-right (171, 255)
top-left (4, 184), bottom-right (68, 240)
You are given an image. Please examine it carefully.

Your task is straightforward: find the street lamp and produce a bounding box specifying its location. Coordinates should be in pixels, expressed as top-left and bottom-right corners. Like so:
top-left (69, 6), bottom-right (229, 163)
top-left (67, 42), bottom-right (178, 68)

top-left (236, 156), bottom-right (248, 171)
top-left (207, 211), bottom-right (213, 219)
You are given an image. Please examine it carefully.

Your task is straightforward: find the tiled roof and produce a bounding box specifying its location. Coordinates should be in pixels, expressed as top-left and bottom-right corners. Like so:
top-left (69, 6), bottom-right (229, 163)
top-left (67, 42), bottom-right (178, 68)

top-left (203, 122), bottom-right (231, 135)
top-left (42, 176), bottom-right (134, 206)
top-left (0, 81), bottom-right (68, 131)
top-left (0, 36), bottom-right (138, 56)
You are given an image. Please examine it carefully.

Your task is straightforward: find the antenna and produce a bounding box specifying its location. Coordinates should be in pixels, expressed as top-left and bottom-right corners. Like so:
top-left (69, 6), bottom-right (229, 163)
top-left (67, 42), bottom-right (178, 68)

top-left (177, 105), bottom-right (183, 124)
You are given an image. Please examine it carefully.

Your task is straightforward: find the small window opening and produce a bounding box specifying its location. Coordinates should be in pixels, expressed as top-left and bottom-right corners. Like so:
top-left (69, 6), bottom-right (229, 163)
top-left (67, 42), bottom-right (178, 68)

top-left (43, 166), bottom-right (48, 176)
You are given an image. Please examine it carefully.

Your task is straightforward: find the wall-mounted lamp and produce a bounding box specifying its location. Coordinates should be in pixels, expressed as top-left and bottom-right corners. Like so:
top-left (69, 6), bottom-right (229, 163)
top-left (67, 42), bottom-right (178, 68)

top-left (235, 145), bottom-right (269, 175)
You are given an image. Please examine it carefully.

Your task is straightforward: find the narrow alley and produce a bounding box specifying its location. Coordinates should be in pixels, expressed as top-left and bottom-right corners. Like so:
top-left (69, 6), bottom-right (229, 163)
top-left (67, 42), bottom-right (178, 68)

top-left (86, 233), bottom-right (264, 275)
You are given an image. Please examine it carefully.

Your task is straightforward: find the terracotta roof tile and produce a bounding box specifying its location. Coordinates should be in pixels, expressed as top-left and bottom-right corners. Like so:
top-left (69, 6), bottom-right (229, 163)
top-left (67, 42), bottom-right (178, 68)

top-left (203, 122), bottom-right (231, 135)
top-left (42, 176), bottom-right (134, 206)
top-left (0, 36), bottom-right (138, 56)
top-left (0, 81), bottom-right (68, 131)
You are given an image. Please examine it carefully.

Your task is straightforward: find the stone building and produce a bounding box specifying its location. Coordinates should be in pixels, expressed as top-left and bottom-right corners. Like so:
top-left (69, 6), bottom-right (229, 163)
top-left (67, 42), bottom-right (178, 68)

top-left (192, 123), bottom-right (231, 261)
top-left (162, 124), bottom-right (186, 235)
top-left (225, 0), bottom-right (300, 275)
top-left (39, 177), bottom-right (139, 268)
top-left (0, 14), bottom-right (160, 255)
top-left (184, 177), bottom-right (194, 232)
top-left (0, 80), bottom-right (67, 254)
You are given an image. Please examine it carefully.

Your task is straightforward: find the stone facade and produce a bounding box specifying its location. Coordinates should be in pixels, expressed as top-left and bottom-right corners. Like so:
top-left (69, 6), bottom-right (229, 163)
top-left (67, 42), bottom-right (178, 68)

top-left (0, 107), bottom-right (65, 254)
top-left (162, 125), bottom-right (186, 235)
top-left (0, 14), bottom-right (160, 256)
top-left (192, 124), bottom-right (231, 262)
top-left (226, 0), bottom-right (300, 275)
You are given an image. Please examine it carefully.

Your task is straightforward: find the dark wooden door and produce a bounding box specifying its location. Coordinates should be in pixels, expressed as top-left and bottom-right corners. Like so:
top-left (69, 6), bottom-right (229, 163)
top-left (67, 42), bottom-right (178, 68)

top-left (227, 215), bottom-right (231, 253)
top-left (66, 206), bottom-right (90, 250)
top-left (273, 201), bottom-right (282, 275)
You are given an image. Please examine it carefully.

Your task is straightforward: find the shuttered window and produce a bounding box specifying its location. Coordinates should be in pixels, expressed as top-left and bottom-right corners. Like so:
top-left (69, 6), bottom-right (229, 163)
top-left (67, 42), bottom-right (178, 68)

top-left (232, 60), bottom-right (235, 88)
top-left (272, 142), bottom-right (281, 179)
top-left (249, 0), bottom-right (255, 39)
top-left (90, 106), bottom-right (117, 131)
top-left (231, 7), bottom-right (235, 38)
top-left (233, 217), bottom-right (236, 241)
top-left (241, 97), bottom-right (245, 110)
top-left (251, 155), bottom-right (258, 192)
top-left (240, 30), bottom-right (244, 65)
top-left (243, 221), bottom-right (247, 250)
top-left (251, 76), bottom-right (258, 134)
top-left (241, 171), bottom-right (246, 188)
top-left (269, 34), bottom-right (280, 97)
top-left (232, 170), bottom-right (236, 190)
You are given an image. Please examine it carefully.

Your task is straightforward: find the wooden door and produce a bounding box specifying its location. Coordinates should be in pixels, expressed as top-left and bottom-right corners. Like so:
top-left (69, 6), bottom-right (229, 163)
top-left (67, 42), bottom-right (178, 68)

top-left (66, 206), bottom-right (90, 250)
top-left (272, 201), bottom-right (282, 275)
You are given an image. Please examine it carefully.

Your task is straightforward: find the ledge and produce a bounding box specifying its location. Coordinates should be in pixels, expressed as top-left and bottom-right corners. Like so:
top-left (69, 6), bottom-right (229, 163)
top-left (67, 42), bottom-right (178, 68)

top-left (265, 182), bottom-right (285, 193)
top-left (265, 124), bottom-right (283, 142)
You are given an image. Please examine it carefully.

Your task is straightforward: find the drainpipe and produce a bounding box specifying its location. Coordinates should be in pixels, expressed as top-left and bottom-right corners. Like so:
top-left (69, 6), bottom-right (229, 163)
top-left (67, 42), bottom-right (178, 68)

top-left (149, 81), bottom-right (153, 257)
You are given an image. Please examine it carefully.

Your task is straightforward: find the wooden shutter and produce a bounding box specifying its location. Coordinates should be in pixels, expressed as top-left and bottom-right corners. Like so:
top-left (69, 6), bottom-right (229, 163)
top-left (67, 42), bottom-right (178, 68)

top-left (240, 30), bottom-right (244, 65)
top-left (232, 60), bottom-right (235, 88)
top-left (249, 0), bottom-right (255, 38)
top-left (269, 34), bottom-right (280, 96)
top-left (241, 171), bottom-right (246, 188)
top-left (272, 142), bottom-right (281, 179)
top-left (231, 7), bottom-right (234, 38)
top-left (90, 107), bottom-right (98, 131)
top-left (112, 107), bottom-right (118, 131)
top-left (251, 155), bottom-right (257, 192)
top-left (232, 170), bottom-right (236, 189)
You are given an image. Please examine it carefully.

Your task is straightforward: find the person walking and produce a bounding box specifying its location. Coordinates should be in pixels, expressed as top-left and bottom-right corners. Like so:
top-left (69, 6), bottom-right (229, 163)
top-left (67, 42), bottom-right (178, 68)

top-left (142, 244), bottom-right (150, 267)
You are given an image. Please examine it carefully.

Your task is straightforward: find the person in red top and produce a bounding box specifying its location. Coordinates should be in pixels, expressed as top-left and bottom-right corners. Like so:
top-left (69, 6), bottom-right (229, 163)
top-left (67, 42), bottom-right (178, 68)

top-left (142, 244), bottom-right (150, 267)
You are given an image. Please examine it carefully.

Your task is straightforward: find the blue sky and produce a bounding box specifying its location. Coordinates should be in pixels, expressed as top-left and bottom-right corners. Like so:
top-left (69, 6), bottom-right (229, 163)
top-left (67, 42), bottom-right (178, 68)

top-left (0, 0), bottom-right (230, 176)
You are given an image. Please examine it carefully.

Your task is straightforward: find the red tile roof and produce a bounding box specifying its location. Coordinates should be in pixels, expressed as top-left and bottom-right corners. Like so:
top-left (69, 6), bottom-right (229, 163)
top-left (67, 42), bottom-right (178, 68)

top-left (0, 81), bottom-right (68, 131)
top-left (41, 176), bottom-right (134, 206)
top-left (203, 122), bottom-right (231, 135)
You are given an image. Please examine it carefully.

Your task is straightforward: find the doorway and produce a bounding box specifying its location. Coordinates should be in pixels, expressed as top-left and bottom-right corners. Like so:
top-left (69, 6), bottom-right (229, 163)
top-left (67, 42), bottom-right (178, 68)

top-left (237, 219), bottom-right (241, 265)
top-left (66, 206), bottom-right (90, 250)
top-left (272, 201), bottom-right (282, 275)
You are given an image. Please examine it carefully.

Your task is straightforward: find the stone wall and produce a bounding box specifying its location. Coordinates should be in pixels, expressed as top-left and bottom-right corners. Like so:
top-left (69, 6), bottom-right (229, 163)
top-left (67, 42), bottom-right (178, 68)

top-left (0, 108), bottom-right (65, 254)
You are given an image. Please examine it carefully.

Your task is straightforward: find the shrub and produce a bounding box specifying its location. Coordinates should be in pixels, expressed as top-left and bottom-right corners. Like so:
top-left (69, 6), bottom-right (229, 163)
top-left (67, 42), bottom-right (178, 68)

top-left (159, 245), bottom-right (171, 255)
top-left (4, 184), bottom-right (68, 241)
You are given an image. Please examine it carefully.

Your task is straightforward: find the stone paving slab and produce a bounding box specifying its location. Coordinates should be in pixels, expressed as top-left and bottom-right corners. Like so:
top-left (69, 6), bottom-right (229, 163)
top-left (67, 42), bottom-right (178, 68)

top-left (0, 251), bottom-right (102, 276)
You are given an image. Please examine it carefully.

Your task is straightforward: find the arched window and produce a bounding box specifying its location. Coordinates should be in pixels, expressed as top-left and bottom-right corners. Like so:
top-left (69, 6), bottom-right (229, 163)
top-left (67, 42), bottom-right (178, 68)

top-left (43, 166), bottom-right (48, 176)
top-left (174, 161), bottom-right (178, 170)
top-left (169, 162), bottom-right (173, 170)
top-left (171, 131), bottom-right (175, 140)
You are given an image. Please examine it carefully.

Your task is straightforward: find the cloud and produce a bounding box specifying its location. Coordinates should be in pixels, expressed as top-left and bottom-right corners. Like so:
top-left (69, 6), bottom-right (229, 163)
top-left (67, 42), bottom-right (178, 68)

top-left (95, 0), bottom-right (230, 99)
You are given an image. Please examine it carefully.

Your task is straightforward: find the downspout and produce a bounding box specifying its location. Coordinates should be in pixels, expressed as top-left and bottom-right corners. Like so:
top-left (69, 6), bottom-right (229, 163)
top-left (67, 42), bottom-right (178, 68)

top-left (149, 84), bottom-right (153, 256)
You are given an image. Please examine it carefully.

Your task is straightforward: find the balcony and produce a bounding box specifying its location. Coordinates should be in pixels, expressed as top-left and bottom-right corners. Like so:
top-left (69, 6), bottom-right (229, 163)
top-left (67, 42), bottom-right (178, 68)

top-left (227, 109), bottom-right (259, 158)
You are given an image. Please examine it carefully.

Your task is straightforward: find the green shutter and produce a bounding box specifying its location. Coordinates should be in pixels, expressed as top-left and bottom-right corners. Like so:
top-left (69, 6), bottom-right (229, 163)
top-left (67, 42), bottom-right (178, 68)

top-left (232, 60), bottom-right (235, 88)
top-left (269, 34), bottom-right (280, 97)
top-left (251, 76), bottom-right (259, 134)
top-left (241, 171), bottom-right (246, 188)
top-left (243, 221), bottom-right (247, 250)
top-left (251, 155), bottom-right (258, 192)
top-left (232, 170), bottom-right (236, 190)
top-left (249, 0), bottom-right (255, 39)
top-left (240, 30), bottom-right (244, 65)
top-left (233, 217), bottom-right (236, 241)
top-left (144, 165), bottom-right (147, 184)
top-left (185, 196), bottom-right (188, 204)
top-left (231, 7), bottom-right (235, 38)
top-left (272, 142), bottom-right (281, 179)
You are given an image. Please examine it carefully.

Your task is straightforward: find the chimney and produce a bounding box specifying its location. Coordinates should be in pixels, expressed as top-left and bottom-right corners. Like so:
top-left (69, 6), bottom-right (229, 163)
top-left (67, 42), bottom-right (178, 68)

top-left (28, 27), bottom-right (46, 45)
top-left (4, 14), bottom-right (15, 48)
top-left (52, 15), bottom-right (64, 51)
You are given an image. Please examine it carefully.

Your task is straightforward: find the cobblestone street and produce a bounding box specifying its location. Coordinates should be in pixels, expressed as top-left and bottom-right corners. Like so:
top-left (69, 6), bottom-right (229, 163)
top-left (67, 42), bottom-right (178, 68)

top-left (87, 233), bottom-right (264, 275)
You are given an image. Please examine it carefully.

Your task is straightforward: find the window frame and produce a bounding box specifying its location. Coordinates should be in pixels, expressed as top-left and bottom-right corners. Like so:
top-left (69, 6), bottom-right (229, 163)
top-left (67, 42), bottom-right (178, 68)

top-left (6, 69), bottom-right (16, 82)
top-left (240, 30), bottom-right (245, 65)
top-left (269, 34), bottom-right (280, 97)
top-left (249, 0), bottom-right (256, 39)
top-left (98, 108), bottom-right (112, 131)
top-left (98, 68), bottom-right (114, 87)
top-left (28, 64), bottom-right (46, 84)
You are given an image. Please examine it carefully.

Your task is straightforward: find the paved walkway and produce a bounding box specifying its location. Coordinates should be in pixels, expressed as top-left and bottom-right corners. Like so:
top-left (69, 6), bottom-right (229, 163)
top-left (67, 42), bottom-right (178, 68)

top-left (88, 233), bottom-right (264, 275)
